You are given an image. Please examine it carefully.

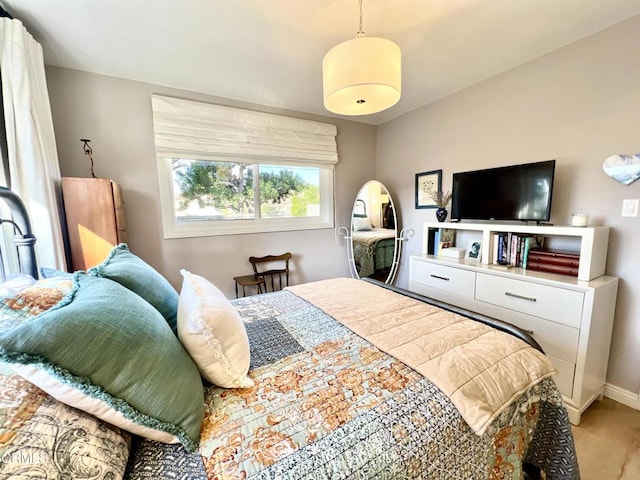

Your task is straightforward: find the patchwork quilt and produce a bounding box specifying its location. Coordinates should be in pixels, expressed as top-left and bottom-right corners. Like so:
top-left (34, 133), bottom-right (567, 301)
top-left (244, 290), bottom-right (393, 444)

top-left (0, 363), bottom-right (130, 479)
top-left (125, 289), bottom-right (579, 480)
top-left (288, 278), bottom-right (557, 436)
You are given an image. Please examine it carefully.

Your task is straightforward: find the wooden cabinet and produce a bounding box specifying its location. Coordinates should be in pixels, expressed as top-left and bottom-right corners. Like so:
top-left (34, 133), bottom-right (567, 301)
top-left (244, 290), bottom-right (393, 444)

top-left (408, 221), bottom-right (619, 425)
top-left (61, 177), bottom-right (126, 271)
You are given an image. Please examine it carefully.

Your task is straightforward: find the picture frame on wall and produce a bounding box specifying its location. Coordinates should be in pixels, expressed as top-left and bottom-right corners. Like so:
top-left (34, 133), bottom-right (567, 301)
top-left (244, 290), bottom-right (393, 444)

top-left (415, 169), bottom-right (442, 209)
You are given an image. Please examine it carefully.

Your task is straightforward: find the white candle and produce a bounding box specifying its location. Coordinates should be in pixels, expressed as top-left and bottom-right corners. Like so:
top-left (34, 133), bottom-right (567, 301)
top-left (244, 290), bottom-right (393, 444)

top-left (571, 213), bottom-right (589, 227)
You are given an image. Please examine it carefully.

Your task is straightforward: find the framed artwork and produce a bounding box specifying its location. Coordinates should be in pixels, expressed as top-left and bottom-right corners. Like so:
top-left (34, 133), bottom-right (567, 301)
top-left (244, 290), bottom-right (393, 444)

top-left (415, 169), bottom-right (442, 209)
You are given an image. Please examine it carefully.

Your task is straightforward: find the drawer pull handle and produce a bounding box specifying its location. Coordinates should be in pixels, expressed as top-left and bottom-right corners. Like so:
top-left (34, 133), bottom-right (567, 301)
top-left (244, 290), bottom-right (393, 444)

top-left (504, 291), bottom-right (537, 302)
top-left (430, 274), bottom-right (450, 281)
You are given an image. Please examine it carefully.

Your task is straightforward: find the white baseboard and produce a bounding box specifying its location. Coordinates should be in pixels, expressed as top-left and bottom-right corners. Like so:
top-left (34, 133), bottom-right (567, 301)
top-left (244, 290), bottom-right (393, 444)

top-left (604, 383), bottom-right (640, 410)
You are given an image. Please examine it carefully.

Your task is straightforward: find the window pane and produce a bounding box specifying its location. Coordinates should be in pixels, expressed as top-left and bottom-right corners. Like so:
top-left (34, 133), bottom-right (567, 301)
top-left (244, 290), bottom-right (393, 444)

top-left (259, 165), bottom-right (320, 218)
top-left (158, 157), bottom-right (333, 237)
top-left (172, 159), bottom-right (255, 221)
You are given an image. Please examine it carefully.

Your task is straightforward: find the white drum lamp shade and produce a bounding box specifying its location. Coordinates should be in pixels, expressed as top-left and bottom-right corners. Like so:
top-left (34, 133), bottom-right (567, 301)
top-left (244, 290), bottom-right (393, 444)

top-left (322, 36), bottom-right (401, 116)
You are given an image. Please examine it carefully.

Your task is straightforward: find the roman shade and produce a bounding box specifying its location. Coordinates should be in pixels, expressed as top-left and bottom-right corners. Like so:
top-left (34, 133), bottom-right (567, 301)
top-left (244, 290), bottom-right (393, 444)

top-left (151, 95), bottom-right (338, 167)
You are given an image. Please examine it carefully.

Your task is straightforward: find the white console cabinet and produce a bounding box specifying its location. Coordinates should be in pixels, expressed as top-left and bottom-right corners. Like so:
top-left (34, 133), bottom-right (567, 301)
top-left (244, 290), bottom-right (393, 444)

top-left (408, 222), bottom-right (619, 425)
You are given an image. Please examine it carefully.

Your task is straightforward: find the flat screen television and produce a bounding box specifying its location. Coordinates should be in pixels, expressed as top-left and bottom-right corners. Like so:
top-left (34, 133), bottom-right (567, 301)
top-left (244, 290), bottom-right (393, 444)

top-left (451, 160), bottom-right (555, 222)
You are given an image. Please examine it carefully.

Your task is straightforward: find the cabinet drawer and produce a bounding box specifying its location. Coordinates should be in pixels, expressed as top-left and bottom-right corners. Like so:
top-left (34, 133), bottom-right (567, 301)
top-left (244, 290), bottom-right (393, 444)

top-left (475, 273), bottom-right (584, 328)
top-left (411, 260), bottom-right (475, 297)
top-left (548, 354), bottom-right (575, 398)
top-left (505, 314), bottom-right (579, 363)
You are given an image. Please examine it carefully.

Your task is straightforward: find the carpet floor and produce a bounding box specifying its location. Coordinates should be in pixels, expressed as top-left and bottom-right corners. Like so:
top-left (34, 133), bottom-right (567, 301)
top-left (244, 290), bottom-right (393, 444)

top-left (572, 398), bottom-right (640, 479)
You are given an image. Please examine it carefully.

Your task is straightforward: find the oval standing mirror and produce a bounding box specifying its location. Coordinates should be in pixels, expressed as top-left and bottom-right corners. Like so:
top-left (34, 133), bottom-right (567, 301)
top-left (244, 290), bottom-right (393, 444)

top-left (350, 180), bottom-right (399, 284)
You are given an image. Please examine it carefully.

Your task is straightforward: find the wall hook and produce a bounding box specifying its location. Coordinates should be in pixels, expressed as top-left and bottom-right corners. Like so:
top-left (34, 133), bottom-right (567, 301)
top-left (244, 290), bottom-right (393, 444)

top-left (81, 138), bottom-right (97, 178)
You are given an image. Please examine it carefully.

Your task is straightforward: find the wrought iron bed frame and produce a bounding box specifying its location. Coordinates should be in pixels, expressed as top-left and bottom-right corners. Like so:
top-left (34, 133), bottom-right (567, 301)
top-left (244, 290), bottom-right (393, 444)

top-left (0, 186), bottom-right (38, 279)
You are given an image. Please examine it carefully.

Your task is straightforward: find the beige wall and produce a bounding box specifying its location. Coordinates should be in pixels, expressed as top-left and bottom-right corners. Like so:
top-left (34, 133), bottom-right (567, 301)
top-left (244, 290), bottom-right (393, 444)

top-left (377, 15), bottom-right (640, 394)
top-left (45, 68), bottom-right (377, 298)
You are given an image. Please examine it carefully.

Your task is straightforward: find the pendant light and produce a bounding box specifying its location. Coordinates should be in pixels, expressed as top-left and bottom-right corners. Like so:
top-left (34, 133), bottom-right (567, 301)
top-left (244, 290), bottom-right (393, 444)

top-left (322, 0), bottom-right (401, 116)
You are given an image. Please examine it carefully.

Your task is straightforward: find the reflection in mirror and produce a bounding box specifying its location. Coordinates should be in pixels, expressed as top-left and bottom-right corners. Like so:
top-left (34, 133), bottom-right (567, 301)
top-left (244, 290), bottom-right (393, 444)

top-left (350, 180), bottom-right (398, 284)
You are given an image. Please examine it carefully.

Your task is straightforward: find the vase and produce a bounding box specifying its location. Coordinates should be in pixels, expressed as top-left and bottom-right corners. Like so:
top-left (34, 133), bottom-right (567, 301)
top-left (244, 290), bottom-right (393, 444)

top-left (436, 207), bottom-right (448, 222)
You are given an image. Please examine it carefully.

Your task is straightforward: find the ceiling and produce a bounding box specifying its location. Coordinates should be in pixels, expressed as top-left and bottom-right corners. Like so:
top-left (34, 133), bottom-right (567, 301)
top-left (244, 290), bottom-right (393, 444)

top-left (3, 0), bottom-right (640, 125)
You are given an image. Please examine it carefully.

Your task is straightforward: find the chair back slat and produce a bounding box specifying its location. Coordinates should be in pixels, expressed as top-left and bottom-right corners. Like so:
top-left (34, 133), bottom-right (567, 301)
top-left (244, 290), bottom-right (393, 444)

top-left (248, 252), bottom-right (292, 292)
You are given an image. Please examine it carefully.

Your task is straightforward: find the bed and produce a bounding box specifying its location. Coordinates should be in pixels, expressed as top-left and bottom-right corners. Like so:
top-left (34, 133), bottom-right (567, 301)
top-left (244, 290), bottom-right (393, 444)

top-left (0, 188), bottom-right (580, 480)
top-left (352, 228), bottom-right (396, 279)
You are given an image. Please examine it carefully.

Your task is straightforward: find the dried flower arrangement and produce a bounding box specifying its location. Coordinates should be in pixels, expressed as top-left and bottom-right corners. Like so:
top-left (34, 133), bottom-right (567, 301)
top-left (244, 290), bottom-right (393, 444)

top-left (427, 187), bottom-right (452, 208)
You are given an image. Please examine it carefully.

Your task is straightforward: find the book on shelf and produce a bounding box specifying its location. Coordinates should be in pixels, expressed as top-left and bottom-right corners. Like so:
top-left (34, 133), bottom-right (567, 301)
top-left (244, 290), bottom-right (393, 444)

top-left (527, 248), bottom-right (579, 258)
top-left (522, 236), bottom-right (533, 269)
top-left (526, 261), bottom-right (579, 277)
top-left (497, 233), bottom-right (509, 264)
top-left (492, 233), bottom-right (500, 265)
top-left (493, 233), bottom-right (545, 267)
top-left (518, 236), bottom-right (528, 267)
top-left (493, 232), bottom-right (509, 265)
top-left (427, 228), bottom-right (437, 255)
top-left (527, 249), bottom-right (580, 259)
top-left (510, 234), bottom-right (521, 266)
top-left (527, 250), bottom-right (580, 267)
top-left (504, 234), bottom-right (529, 267)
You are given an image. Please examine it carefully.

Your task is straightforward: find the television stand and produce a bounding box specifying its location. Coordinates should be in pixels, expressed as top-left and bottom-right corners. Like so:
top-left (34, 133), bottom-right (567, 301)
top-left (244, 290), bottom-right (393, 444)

top-left (409, 221), bottom-right (618, 425)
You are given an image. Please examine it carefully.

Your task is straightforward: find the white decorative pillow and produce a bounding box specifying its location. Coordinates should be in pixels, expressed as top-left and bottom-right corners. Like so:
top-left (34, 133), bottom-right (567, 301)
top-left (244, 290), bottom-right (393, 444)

top-left (178, 270), bottom-right (253, 388)
top-left (353, 216), bottom-right (372, 231)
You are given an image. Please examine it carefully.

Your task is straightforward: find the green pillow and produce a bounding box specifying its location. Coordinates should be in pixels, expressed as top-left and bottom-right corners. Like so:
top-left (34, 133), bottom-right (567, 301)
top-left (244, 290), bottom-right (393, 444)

top-left (0, 272), bottom-right (203, 452)
top-left (89, 244), bottom-right (179, 334)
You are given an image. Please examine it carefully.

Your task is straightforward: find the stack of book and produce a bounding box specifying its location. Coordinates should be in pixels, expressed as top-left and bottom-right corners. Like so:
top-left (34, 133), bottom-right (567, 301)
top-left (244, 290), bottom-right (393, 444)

top-left (525, 249), bottom-right (580, 277)
top-left (492, 233), bottom-right (544, 268)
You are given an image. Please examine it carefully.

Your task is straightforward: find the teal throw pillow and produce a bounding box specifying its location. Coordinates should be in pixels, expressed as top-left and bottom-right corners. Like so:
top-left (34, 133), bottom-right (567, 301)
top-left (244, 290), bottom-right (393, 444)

top-left (0, 272), bottom-right (204, 452)
top-left (39, 267), bottom-right (73, 279)
top-left (88, 244), bottom-right (179, 334)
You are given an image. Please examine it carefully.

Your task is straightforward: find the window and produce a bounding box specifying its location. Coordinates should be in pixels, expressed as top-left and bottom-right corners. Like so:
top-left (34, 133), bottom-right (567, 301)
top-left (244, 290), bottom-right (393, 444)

top-left (157, 157), bottom-right (334, 237)
top-left (152, 95), bottom-right (337, 237)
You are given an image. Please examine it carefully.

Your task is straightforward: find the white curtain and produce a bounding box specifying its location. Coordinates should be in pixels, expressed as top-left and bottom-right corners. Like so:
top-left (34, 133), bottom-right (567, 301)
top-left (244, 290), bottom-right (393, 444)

top-left (0, 17), bottom-right (66, 272)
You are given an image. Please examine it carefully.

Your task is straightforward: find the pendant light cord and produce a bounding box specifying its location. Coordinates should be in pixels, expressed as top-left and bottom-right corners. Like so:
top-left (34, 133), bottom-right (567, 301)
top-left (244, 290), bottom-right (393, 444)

top-left (356, 0), bottom-right (365, 38)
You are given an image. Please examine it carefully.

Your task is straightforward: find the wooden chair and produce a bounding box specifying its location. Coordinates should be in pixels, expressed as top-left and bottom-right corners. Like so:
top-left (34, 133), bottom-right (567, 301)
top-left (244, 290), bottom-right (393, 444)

top-left (233, 252), bottom-right (292, 298)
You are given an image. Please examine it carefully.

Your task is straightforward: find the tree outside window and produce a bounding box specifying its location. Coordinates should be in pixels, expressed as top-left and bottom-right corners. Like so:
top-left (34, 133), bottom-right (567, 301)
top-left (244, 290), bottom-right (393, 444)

top-left (171, 159), bottom-right (320, 222)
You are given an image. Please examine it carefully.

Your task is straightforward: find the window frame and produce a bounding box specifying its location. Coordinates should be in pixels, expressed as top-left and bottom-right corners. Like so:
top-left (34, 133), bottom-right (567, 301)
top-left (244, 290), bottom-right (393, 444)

top-left (157, 156), bottom-right (335, 238)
